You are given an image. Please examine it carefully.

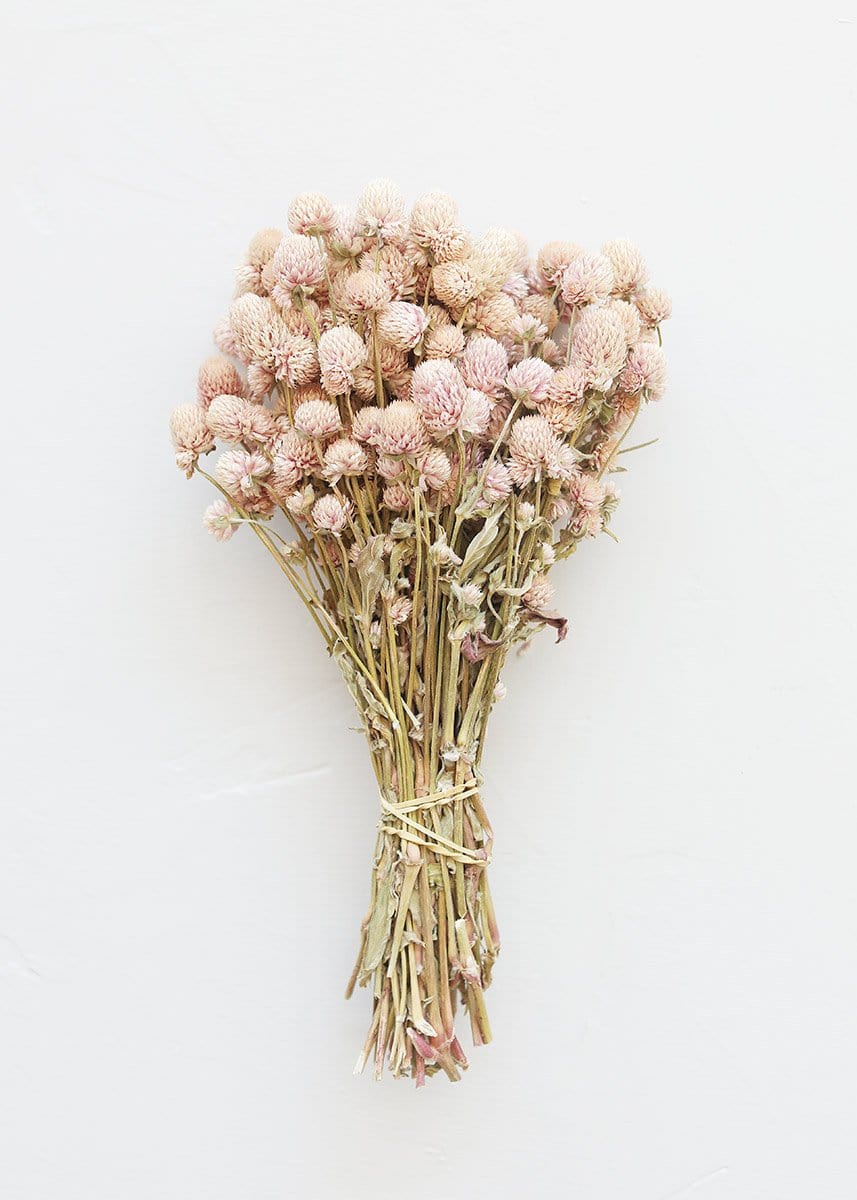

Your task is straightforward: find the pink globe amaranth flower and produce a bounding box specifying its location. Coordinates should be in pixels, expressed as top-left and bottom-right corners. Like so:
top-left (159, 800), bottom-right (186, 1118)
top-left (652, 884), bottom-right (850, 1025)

top-left (323, 437), bottom-right (369, 483)
top-left (473, 227), bottom-right (521, 287)
top-left (375, 400), bottom-right (431, 458)
top-left (341, 268), bottom-right (392, 315)
top-left (547, 364), bottom-right (588, 408)
top-left (416, 446), bottom-right (452, 492)
top-left (237, 228), bottom-right (283, 295)
top-left (311, 493), bottom-right (351, 535)
top-left (170, 404), bottom-right (215, 476)
top-left (246, 363), bottom-right (274, 402)
top-left (606, 298), bottom-right (642, 347)
top-left (228, 294), bottom-right (288, 369)
top-left (536, 240), bottom-right (582, 288)
top-left (503, 273), bottom-right (529, 300)
top-left (510, 313), bottom-right (548, 345)
top-left (270, 235), bottom-right (327, 305)
top-left (382, 481), bottom-right (412, 512)
top-left (213, 317), bottom-right (241, 359)
top-left (423, 324), bottom-right (466, 360)
top-left (618, 342), bottom-right (668, 399)
top-left (409, 191), bottom-right (468, 262)
top-left (469, 292), bottom-right (517, 338)
top-left (318, 326), bottom-right (368, 394)
top-left (377, 453), bottom-right (405, 480)
top-left (271, 431), bottom-right (320, 492)
top-left (215, 449), bottom-right (270, 499)
top-left (350, 405), bottom-right (383, 444)
top-left (635, 287), bottom-right (672, 328)
top-left (507, 414), bottom-right (577, 486)
top-left (602, 238), bottom-right (647, 297)
top-left (460, 336), bottom-right (508, 397)
top-left (540, 337), bottom-right (562, 366)
top-left (377, 301), bottom-right (428, 351)
top-left (387, 595), bottom-right (413, 626)
top-left (287, 191), bottom-right (336, 237)
top-left (432, 260), bottom-right (482, 308)
top-left (197, 355), bottom-right (245, 408)
top-left (560, 252), bottom-right (615, 307)
top-left (293, 398), bottom-right (342, 439)
top-left (411, 359), bottom-right (468, 436)
top-left (356, 179), bottom-right (406, 243)
top-left (207, 394), bottom-right (276, 446)
top-left (569, 471), bottom-right (606, 512)
top-left (480, 460), bottom-right (513, 504)
top-left (504, 358), bottom-right (555, 407)
top-left (273, 334), bottom-right (319, 388)
top-left (540, 399), bottom-right (581, 437)
top-left (461, 388), bottom-right (493, 438)
top-left (523, 572), bottom-right (555, 610)
top-left (571, 307), bottom-right (628, 390)
top-left (203, 498), bottom-right (240, 542)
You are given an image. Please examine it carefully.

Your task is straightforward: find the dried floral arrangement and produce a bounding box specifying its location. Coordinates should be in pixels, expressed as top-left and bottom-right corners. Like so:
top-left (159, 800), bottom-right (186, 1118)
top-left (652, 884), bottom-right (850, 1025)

top-left (169, 181), bottom-right (670, 1085)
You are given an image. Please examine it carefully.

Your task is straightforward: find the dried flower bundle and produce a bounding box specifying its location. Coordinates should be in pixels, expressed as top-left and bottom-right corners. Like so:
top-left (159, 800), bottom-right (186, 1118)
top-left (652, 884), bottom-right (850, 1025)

top-left (170, 181), bottom-right (671, 1084)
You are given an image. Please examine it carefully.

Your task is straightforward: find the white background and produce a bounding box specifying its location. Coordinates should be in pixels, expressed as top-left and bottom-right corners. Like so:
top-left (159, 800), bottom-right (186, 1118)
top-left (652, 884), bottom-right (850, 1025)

top-left (2, 2), bottom-right (856, 1197)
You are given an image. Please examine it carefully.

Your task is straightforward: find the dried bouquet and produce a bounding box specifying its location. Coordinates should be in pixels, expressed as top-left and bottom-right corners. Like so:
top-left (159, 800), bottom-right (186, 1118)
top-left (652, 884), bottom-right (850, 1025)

top-left (170, 181), bottom-right (670, 1084)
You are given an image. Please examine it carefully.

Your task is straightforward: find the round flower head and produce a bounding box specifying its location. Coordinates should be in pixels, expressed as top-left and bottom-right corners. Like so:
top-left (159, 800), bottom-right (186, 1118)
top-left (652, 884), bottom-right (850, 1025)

top-left (323, 437), bottom-right (369, 483)
top-left (375, 400), bottom-right (431, 458)
top-left (523, 573), bottom-right (555, 611)
top-left (504, 358), bottom-right (555, 407)
top-left (246, 228), bottom-right (282, 269)
top-left (416, 446), bottom-right (452, 492)
top-left (376, 454), bottom-right (405, 480)
top-left (460, 336), bottom-right (508, 397)
top-left (569, 471), bottom-right (607, 512)
top-left (294, 398), bottom-right (342, 439)
top-left (341, 268), bottom-right (391, 314)
top-left (228, 294), bottom-right (288, 369)
top-left (480, 460), bottom-right (513, 505)
top-left (547, 364), bottom-right (588, 408)
top-left (409, 191), bottom-right (467, 262)
top-left (536, 241), bottom-right (582, 287)
top-left (470, 292), bottom-right (517, 338)
top-left (618, 342), bottom-right (668, 399)
top-left (560, 252), bottom-right (614, 307)
top-left (207, 394), bottom-right (276, 446)
top-left (377, 301), bottom-right (429, 351)
top-left (473, 227), bottom-right (521, 287)
top-left (328, 206), bottom-right (364, 261)
top-left (502, 272), bottom-right (529, 300)
top-left (317, 325), bottom-right (368, 394)
top-left (170, 404), bottom-right (215, 475)
top-left (382, 482), bottom-right (412, 512)
top-left (432, 260), bottom-right (482, 309)
top-left (270, 431), bottom-right (320, 492)
top-left (602, 238), bottom-right (647, 297)
top-left (311, 493), bottom-right (351, 535)
top-left (213, 317), bottom-right (241, 359)
top-left (606, 298), bottom-right (642, 346)
top-left (197, 356), bottom-right (245, 408)
top-left (270, 235), bottom-right (327, 305)
top-left (203, 498), bottom-right (240, 542)
top-left (215, 448), bottom-right (270, 499)
top-left (423, 323), bottom-right (465, 360)
top-left (351, 406), bottom-right (384, 444)
top-left (540, 399), bottom-right (581, 436)
top-left (356, 178), bottom-right (406, 243)
top-left (507, 414), bottom-right (576, 486)
top-left (510, 313), bottom-right (548, 347)
top-left (273, 334), bottom-right (319, 388)
top-left (460, 388), bottom-right (493, 438)
top-left (411, 359), bottom-right (468, 436)
top-left (570, 307), bottom-right (628, 390)
top-left (287, 191), bottom-right (336, 237)
top-left (635, 287), bottom-right (672, 328)
top-left (246, 363), bottom-right (274, 402)
top-left (387, 595), bottom-right (413, 626)
top-left (362, 244), bottom-right (417, 299)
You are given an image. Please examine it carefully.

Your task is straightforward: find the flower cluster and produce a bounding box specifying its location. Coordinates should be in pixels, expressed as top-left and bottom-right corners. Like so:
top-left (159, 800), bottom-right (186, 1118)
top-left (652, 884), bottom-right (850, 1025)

top-left (170, 182), bottom-right (671, 1084)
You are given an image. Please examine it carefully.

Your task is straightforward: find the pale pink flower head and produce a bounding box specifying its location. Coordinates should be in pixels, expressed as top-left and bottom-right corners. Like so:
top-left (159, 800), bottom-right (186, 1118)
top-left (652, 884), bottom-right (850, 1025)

top-left (382, 482), bottom-right (412, 512)
top-left (294, 398), bottom-right (342, 439)
top-left (287, 191), bottom-right (336, 237)
top-left (270, 235), bottom-right (327, 305)
top-left (215, 449), bottom-right (270, 499)
top-left (473, 227), bottom-right (521, 287)
top-left (618, 342), bottom-right (668, 399)
top-left (375, 400), bottom-right (431, 458)
top-left (606, 298), bottom-right (642, 346)
top-left (416, 446), bottom-right (452, 492)
top-left (387, 595), bottom-right (413, 626)
top-left (523, 573), bottom-right (555, 611)
top-left (540, 337), bottom-right (562, 367)
top-left (510, 313), bottom-right (548, 346)
top-left (602, 238), bottom-right (647, 297)
top-left (502, 273), bottom-right (530, 300)
top-left (203, 498), bottom-right (240, 542)
top-left (460, 388), bottom-right (493, 438)
top-left (197, 356), bottom-right (245, 408)
top-left (505, 358), bottom-right (554, 407)
top-left (246, 228), bottom-right (283, 269)
top-left (377, 301), bottom-right (429, 351)
top-left (270, 431), bottom-right (320, 493)
top-left (362, 244), bottom-right (417, 299)
top-left (246, 363), bottom-right (275, 402)
top-left (170, 404), bottom-right (215, 476)
top-left (635, 287), bottom-right (672, 328)
top-left (376, 453), bottom-right (405, 480)
top-left (328, 207), bottom-right (364, 261)
top-left (228, 294), bottom-right (288, 370)
top-left (536, 241), bottom-right (582, 287)
top-left (411, 359), bottom-right (468, 436)
top-left (341, 268), bottom-right (391, 314)
top-left (480, 460), bottom-right (513, 505)
top-left (470, 292), bottom-right (517, 338)
top-left (569, 471), bottom-right (607, 512)
top-left (350, 405), bottom-right (384, 444)
top-left (571, 307), bottom-right (628, 390)
top-left (317, 326), bottom-right (368, 394)
top-left (432, 260), bottom-right (482, 309)
top-left (311, 493), bottom-right (351, 535)
top-left (547, 364), bottom-right (588, 408)
top-left (356, 179), bottom-right (406, 243)
top-left (213, 318), bottom-right (242, 359)
top-left (560, 252), bottom-right (615, 307)
top-left (409, 191), bottom-right (467, 262)
top-left (507, 414), bottom-right (576, 486)
top-left (423, 324), bottom-right (465, 360)
top-left (273, 333), bottom-right (319, 388)
top-left (323, 437), bottom-right (369, 483)
top-left (207, 394), bottom-right (276, 446)
top-left (460, 336), bottom-right (508, 397)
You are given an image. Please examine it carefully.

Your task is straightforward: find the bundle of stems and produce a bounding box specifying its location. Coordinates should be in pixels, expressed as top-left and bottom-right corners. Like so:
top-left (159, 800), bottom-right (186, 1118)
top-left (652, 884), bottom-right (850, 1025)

top-left (170, 181), bottom-right (671, 1083)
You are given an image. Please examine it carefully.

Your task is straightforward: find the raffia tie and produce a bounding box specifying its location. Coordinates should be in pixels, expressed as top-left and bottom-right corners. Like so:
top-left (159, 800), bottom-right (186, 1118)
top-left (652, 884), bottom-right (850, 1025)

top-left (379, 779), bottom-right (488, 867)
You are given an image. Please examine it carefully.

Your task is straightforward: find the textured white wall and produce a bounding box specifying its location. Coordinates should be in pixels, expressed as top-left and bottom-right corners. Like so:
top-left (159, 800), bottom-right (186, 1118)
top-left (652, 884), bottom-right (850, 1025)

top-left (2, 2), bottom-right (856, 1197)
